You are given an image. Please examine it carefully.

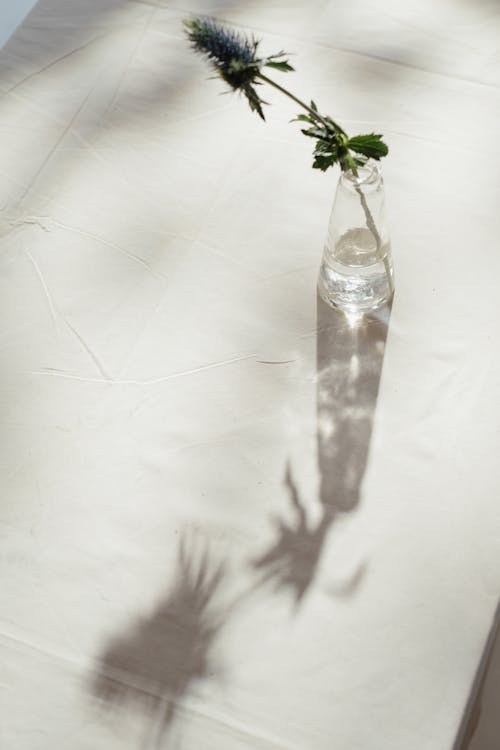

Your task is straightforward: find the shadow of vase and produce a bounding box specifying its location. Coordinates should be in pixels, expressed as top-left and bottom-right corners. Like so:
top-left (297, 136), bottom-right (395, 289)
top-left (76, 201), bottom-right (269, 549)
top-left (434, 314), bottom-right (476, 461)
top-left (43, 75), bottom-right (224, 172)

top-left (316, 293), bottom-right (391, 514)
top-left (253, 293), bottom-right (392, 606)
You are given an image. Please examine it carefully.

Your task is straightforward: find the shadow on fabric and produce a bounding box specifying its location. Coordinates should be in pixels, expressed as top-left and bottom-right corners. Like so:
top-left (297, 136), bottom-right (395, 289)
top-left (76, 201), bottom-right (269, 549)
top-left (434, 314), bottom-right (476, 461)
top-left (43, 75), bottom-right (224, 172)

top-left (91, 532), bottom-right (226, 747)
top-left (253, 293), bottom-right (391, 607)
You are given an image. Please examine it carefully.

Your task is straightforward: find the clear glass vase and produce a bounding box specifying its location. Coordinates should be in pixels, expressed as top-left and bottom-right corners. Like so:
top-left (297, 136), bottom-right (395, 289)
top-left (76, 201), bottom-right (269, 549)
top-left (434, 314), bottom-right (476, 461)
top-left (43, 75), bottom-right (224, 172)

top-left (317, 161), bottom-right (394, 312)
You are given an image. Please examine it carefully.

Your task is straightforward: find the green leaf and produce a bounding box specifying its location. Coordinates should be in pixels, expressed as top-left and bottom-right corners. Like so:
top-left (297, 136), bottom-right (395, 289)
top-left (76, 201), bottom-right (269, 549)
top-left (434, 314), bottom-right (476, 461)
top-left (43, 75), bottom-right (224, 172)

top-left (242, 83), bottom-right (267, 120)
top-left (310, 99), bottom-right (318, 112)
top-left (264, 60), bottom-right (295, 72)
top-left (347, 133), bottom-right (388, 160)
top-left (314, 139), bottom-right (337, 153)
top-left (312, 152), bottom-right (338, 171)
top-left (301, 126), bottom-right (327, 139)
top-left (290, 113), bottom-right (313, 123)
top-left (266, 50), bottom-right (289, 60)
top-left (324, 116), bottom-right (343, 135)
top-left (311, 137), bottom-right (340, 171)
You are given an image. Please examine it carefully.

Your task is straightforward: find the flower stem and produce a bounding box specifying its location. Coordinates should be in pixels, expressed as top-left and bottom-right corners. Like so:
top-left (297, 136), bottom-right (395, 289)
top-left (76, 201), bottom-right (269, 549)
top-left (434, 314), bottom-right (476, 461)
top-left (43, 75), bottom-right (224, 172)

top-left (350, 164), bottom-right (394, 294)
top-left (256, 72), bottom-right (346, 135)
top-left (257, 72), bottom-right (393, 297)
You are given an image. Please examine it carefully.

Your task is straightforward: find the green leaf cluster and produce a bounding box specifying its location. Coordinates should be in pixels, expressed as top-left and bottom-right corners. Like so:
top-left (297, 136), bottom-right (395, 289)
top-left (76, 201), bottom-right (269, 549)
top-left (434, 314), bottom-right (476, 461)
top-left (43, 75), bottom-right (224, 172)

top-left (294, 107), bottom-right (388, 172)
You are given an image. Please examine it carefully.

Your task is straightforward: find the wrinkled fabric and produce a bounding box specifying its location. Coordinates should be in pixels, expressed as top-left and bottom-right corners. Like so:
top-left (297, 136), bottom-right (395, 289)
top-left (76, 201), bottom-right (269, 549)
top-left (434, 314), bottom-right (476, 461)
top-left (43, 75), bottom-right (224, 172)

top-left (0, 1), bottom-right (499, 749)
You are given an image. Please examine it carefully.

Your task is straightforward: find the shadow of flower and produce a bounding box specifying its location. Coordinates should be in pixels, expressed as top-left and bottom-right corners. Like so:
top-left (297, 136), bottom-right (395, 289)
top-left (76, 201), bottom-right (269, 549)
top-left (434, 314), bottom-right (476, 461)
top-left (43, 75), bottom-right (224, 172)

top-left (252, 462), bottom-right (334, 606)
top-left (92, 531), bottom-right (226, 744)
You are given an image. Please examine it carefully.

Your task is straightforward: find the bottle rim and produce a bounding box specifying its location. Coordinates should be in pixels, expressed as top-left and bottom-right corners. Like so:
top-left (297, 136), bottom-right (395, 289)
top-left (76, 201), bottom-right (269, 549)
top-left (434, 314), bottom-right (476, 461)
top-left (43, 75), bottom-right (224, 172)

top-left (341, 160), bottom-right (381, 188)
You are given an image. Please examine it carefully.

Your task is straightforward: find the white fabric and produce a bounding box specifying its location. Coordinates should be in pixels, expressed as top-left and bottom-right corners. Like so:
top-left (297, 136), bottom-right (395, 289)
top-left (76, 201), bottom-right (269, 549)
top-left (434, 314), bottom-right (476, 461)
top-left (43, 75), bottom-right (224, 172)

top-left (0, 1), bottom-right (499, 748)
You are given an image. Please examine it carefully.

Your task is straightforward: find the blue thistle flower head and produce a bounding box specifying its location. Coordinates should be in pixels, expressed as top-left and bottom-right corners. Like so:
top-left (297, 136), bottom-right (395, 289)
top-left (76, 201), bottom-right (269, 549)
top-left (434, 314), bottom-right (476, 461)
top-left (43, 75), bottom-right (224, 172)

top-left (185, 17), bottom-right (294, 120)
top-left (185, 17), bottom-right (258, 73)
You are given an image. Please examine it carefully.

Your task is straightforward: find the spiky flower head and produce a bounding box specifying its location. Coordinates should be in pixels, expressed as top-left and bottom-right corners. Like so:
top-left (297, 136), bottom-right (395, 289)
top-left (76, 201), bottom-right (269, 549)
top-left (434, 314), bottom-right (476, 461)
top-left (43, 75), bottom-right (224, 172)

top-left (184, 17), bottom-right (293, 119)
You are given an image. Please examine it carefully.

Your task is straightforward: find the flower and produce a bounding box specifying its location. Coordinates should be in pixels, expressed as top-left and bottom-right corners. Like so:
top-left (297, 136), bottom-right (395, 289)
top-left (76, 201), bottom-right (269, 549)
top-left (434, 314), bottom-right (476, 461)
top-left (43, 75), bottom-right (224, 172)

top-left (184, 17), bottom-right (257, 74)
top-left (184, 17), bottom-right (293, 119)
top-left (184, 17), bottom-right (387, 173)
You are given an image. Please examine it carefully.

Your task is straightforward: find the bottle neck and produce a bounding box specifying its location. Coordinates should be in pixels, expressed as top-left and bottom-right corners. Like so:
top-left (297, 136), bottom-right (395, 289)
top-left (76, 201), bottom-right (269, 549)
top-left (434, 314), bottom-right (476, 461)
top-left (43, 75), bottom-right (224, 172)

top-left (340, 161), bottom-right (381, 191)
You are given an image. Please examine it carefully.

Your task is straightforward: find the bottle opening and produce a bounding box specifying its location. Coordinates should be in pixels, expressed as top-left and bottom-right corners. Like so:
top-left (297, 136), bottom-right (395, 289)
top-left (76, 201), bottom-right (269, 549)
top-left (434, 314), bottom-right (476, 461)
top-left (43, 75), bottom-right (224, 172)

top-left (342, 161), bottom-right (380, 188)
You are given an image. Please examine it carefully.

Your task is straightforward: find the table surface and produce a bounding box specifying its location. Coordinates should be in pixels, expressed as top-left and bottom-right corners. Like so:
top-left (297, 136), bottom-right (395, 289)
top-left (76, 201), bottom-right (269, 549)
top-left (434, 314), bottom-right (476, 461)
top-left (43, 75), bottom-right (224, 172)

top-left (1, 1), bottom-right (499, 749)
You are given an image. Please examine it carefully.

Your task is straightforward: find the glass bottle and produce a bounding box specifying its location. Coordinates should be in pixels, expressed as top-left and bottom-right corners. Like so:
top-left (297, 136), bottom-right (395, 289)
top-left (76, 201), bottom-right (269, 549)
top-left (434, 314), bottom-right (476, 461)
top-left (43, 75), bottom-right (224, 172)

top-left (317, 161), bottom-right (394, 312)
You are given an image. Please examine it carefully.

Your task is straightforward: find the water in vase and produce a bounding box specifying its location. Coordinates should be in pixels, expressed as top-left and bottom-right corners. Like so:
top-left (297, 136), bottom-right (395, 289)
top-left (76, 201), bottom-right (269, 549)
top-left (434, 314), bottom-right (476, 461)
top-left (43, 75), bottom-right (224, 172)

top-left (318, 227), bottom-right (393, 312)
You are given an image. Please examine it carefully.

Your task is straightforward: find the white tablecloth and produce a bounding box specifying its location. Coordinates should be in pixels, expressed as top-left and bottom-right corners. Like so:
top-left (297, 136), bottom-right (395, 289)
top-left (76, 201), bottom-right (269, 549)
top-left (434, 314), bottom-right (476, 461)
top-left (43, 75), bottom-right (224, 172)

top-left (1, 1), bottom-right (499, 748)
